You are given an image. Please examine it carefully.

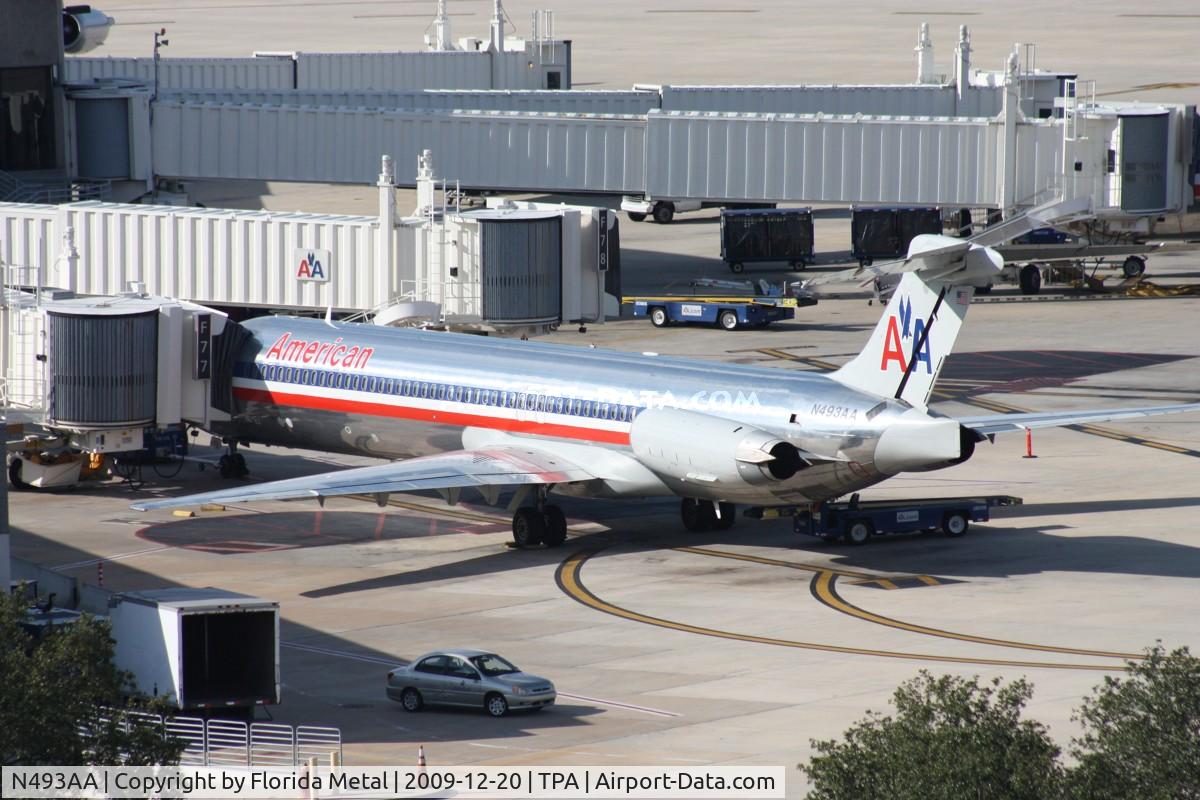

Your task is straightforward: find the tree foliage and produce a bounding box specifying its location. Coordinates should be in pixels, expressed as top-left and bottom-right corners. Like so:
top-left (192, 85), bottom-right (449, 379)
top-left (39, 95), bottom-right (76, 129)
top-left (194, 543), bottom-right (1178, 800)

top-left (801, 645), bottom-right (1200, 800)
top-left (0, 590), bottom-right (184, 766)
top-left (801, 671), bottom-right (1062, 800)
top-left (1065, 644), bottom-right (1200, 800)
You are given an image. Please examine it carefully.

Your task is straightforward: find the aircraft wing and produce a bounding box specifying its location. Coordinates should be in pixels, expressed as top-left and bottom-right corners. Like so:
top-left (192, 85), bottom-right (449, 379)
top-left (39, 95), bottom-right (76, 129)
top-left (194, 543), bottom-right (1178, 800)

top-left (956, 402), bottom-right (1200, 436)
top-left (130, 446), bottom-right (595, 511)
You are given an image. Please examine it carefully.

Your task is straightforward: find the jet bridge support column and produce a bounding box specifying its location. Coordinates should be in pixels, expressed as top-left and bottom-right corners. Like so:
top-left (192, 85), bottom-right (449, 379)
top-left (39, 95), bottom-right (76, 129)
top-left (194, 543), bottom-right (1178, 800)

top-left (999, 50), bottom-right (1020, 215)
top-left (377, 155), bottom-right (397, 295)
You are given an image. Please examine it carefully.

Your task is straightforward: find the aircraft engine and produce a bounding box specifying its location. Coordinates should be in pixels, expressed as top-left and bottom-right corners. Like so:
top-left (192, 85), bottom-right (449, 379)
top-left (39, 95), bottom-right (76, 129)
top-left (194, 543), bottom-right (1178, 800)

top-left (629, 407), bottom-right (807, 487)
top-left (63, 5), bottom-right (114, 54)
top-left (873, 409), bottom-right (979, 473)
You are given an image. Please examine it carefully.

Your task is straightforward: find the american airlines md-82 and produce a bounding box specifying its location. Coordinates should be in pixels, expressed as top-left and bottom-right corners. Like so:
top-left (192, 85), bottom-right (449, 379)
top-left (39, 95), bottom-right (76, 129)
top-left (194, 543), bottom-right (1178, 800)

top-left (134, 200), bottom-right (1200, 546)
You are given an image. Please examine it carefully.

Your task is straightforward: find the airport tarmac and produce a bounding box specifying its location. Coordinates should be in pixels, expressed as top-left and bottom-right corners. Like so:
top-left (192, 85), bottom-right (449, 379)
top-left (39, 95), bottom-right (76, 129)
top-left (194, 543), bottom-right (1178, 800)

top-left (9, 281), bottom-right (1200, 795)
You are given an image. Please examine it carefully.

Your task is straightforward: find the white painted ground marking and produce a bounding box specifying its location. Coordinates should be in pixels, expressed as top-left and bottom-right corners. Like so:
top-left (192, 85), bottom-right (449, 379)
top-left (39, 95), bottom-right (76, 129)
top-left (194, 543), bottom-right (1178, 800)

top-left (52, 546), bottom-right (172, 571)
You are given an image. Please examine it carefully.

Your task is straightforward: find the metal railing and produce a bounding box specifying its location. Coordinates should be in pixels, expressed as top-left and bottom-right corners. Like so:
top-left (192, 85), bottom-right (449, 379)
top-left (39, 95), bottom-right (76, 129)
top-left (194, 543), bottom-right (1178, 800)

top-left (0, 169), bottom-right (111, 204)
top-left (86, 711), bottom-right (343, 767)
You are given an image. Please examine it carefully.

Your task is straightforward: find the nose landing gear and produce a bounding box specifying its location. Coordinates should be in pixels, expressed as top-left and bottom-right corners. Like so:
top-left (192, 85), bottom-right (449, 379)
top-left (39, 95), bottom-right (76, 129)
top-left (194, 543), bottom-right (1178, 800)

top-left (217, 442), bottom-right (249, 479)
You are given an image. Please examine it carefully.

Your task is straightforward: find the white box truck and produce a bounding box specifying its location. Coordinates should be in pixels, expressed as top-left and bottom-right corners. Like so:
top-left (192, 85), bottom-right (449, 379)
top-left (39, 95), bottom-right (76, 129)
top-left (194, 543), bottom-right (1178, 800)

top-left (110, 588), bottom-right (280, 711)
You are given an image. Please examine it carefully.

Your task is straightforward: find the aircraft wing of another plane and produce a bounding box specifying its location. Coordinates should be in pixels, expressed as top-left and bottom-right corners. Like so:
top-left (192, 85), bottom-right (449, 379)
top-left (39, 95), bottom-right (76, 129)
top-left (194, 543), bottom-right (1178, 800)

top-left (130, 445), bottom-right (595, 511)
top-left (956, 402), bottom-right (1200, 436)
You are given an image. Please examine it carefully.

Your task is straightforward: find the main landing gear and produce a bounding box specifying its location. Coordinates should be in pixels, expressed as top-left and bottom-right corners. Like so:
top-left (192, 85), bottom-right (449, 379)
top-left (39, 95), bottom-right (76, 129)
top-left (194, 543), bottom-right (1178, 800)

top-left (217, 442), bottom-right (249, 479)
top-left (680, 498), bottom-right (737, 532)
top-left (511, 488), bottom-right (568, 548)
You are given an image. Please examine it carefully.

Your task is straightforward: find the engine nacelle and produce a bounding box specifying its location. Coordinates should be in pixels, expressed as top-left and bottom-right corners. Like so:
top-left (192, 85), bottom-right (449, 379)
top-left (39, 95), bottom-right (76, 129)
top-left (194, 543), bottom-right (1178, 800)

top-left (63, 6), bottom-right (114, 54)
top-left (629, 407), bottom-right (806, 487)
top-left (874, 409), bottom-right (977, 473)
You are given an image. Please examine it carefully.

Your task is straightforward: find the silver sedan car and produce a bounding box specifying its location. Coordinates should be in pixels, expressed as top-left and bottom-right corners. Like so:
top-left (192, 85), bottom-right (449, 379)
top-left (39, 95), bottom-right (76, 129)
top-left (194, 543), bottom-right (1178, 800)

top-left (386, 649), bottom-right (556, 717)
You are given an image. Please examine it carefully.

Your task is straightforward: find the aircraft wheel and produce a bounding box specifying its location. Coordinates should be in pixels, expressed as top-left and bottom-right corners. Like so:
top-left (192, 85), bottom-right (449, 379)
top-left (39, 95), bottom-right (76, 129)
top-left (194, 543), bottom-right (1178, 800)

top-left (681, 498), bottom-right (715, 532)
top-left (713, 502), bottom-right (736, 530)
top-left (650, 307), bottom-right (669, 327)
top-left (512, 508), bottom-right (545, 548)
top-left (1018, 264), bottom-right (1042, 295)
top-left (942, 511), bottom-right (969, 538)
top-left (845, 519), bottom-right (874, 546)
top-left (719, 310), bottom-right (739, 331)
top-left (541, 505), bottom-right (568, 547)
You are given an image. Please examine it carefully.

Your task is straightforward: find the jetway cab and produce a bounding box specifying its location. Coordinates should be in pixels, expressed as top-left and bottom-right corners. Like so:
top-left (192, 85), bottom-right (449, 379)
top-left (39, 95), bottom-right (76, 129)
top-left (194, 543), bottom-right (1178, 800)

top-left (6, 294), bottom-right (234, 490)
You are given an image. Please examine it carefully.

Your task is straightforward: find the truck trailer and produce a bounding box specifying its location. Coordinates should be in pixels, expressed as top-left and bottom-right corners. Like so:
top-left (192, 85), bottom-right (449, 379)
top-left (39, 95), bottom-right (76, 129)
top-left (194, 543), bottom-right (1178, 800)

top-left (109, 588), bottom-right (280, 712)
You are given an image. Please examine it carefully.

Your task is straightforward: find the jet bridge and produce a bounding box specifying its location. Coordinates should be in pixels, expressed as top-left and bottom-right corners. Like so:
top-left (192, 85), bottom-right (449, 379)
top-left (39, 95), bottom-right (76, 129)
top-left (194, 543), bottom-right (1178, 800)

top-left (1, 283), bottom-right (234, 489)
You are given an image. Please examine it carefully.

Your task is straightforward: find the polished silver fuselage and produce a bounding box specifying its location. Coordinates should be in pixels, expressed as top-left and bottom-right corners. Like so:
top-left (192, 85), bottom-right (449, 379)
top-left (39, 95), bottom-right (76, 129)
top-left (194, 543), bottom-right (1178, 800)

top-left (224, 317), bottom-right (914, 505)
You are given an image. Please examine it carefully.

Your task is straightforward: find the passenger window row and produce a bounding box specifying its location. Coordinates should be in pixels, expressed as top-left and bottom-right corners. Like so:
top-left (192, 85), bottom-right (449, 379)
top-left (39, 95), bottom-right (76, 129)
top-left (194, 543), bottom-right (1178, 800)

top-left (240, 362), bottom-right (641, 423)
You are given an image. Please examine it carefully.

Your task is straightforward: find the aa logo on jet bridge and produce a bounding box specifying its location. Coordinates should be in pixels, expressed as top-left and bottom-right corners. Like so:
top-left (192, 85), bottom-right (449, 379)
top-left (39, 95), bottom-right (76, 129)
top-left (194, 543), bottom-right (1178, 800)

top-left (294, 247), bottom-right (331, 283)
top-left (879, 295), bottom-right (933, 374)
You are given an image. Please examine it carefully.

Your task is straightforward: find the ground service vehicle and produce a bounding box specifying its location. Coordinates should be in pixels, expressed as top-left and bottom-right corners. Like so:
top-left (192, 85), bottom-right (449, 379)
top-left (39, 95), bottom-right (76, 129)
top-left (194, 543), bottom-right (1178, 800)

top-left (629, 297), bottom-right (797, 330)
top-left (109, 588), bottom-right (280, 711)
top-left (387, 649), bottom-right (556, 717)
top-left (779, 494), bottom-right (1022, 544)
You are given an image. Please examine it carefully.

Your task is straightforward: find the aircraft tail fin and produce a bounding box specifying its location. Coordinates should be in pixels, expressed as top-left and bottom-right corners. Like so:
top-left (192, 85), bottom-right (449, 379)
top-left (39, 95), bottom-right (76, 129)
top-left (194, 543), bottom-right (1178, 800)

top-left (831, 272), bottom-right (974, 409)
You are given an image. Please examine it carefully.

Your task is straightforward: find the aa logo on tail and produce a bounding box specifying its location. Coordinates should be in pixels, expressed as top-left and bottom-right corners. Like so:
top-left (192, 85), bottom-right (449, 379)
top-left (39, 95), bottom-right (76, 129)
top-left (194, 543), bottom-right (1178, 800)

top-left (880, 295), bottom-right (932, 373)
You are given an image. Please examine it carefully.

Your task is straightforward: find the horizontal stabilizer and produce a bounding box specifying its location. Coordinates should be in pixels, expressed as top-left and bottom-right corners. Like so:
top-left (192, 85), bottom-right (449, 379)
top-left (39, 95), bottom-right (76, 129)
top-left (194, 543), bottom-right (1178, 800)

top-left (805, 195), bottom-right (1094, 290)
top-left (958, 402), bottom-right (1200, 436)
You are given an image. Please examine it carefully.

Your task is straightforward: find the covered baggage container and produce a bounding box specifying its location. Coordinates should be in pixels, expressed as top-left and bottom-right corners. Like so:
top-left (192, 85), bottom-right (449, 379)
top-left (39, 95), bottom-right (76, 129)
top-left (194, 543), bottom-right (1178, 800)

top-left (851, 206), bottom-right (942, 265)
top-left (720, 207), bottom-right (814, 274)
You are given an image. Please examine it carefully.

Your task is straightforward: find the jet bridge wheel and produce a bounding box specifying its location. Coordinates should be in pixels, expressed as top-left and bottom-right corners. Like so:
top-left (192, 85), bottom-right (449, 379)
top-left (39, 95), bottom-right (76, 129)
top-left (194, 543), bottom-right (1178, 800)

top-left (512, 508), bottom-right (546, 548)
top-left (8, 458), bottom-right (32, 491)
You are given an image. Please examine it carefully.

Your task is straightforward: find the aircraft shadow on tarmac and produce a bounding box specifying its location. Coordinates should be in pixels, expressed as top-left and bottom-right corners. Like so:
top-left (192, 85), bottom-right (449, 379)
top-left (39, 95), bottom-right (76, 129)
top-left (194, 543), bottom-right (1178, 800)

top-left (262, 491), bottom-right (1200, 597)
top-left (819, 521), bottom-right (1200, 582)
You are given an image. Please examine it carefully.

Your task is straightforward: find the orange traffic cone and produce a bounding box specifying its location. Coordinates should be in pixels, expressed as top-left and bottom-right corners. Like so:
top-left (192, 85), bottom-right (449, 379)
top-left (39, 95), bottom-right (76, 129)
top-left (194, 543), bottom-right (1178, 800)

top-left (417, 745), bottom-right (427, 774)
top-left (1023, 428), bottom-right (1037, 459)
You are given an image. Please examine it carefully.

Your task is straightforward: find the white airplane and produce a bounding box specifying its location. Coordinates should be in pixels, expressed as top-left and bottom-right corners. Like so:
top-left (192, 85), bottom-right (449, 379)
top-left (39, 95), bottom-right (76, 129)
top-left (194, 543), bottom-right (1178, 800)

top-left (132, 199), bottom-right (1200, 545)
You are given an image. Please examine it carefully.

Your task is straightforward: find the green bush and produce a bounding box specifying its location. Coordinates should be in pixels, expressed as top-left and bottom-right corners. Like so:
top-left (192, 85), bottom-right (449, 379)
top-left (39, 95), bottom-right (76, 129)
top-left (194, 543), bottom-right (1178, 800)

top-left (0, 590), bottom-right (184, 766)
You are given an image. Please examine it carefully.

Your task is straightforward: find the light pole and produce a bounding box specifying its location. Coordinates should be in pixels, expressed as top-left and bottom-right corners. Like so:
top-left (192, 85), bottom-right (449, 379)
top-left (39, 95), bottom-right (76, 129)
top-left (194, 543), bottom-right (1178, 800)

top-left (152, 28), bottom-right (169, 102)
